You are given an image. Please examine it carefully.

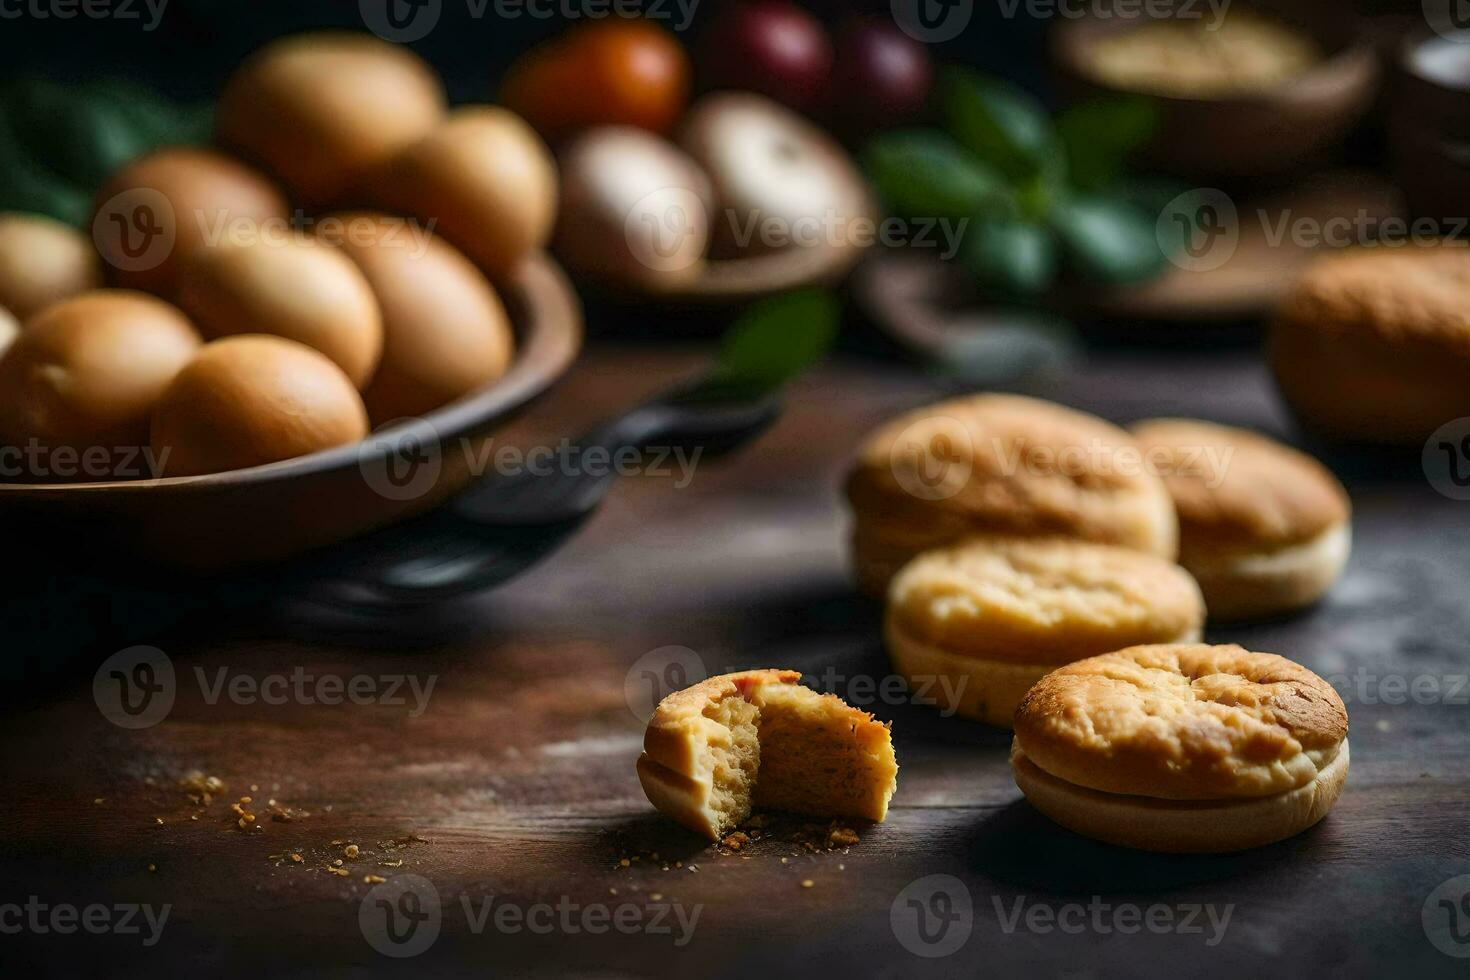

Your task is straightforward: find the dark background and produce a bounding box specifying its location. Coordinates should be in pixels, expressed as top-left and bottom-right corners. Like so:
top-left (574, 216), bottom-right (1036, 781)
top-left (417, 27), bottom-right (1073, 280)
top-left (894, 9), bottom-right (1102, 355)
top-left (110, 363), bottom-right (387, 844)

top-left (0, 0), bottom-right (1048, 105)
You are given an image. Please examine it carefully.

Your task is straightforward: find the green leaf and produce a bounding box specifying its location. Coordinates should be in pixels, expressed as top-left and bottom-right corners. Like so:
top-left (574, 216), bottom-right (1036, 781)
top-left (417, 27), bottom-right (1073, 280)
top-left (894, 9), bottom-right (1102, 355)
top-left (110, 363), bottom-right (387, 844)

top-left (1, 79), bottom-right (155, 190)
top-left (1013, 170), bottom-right (1060, 224)
top-left (943, 69), bottom-right (1060, 184)
top-left (0, 171), bottom-right (91, 227)
top-left (708, 289), bottom-right (840, 393)
top-left (84, 81), bottom-right (214, 146)
top-left (0, 106), bottom-right (91, 226)
top-left (960, 216), bottom-right (1057, 297)
top-left (0, 78), bottom-right (213, 215)
top-left (863, 130), bottom-right (1009, 222)
top-left (1051, 194), bottom-right (1166, 284)
top-left (1057, 97), bottom-right (1160, 192)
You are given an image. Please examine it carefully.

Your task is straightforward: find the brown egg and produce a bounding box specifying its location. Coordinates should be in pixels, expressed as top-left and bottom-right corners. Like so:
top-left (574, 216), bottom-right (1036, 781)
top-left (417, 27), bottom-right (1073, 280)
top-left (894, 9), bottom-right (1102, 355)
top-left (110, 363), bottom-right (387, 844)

top-left (217, 32), bottom-right (447, 210)
top-left (0, 291), bottom-right (202, 466)
top-left (366, 106), bottom-right (557, 281)
top-left (0, 213), bottom-right (104, 320)
top-left (0, 305), bottom-right (18, 358)
top-left (321, 211), bottom-right (515, 424)
top-left (152, 335), bottom-right (368, 477)
top-left (92, 148), bottom-right (290, 300)
top-left (175, 237), bottom-right (383, 388)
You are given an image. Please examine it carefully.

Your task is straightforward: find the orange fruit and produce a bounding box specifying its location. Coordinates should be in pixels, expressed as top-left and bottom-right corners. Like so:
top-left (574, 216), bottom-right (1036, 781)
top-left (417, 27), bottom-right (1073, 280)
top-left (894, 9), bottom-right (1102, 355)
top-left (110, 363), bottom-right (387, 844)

top-left (501, 20), bottom-right (690, 144)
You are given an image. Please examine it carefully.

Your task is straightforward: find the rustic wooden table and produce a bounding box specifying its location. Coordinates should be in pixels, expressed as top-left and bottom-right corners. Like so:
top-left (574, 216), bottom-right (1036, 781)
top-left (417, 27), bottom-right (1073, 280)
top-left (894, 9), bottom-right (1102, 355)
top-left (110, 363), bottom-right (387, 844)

top-left (2, 343), bottom-right (1468, 978)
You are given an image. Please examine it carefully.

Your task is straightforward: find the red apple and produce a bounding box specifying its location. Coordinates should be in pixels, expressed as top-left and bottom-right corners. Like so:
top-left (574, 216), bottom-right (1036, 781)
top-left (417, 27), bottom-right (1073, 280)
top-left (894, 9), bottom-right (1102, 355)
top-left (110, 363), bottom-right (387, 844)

top-left (698, 1), bottom-right (834, 111)
top-left (829, 17), bottom-right (933, 134)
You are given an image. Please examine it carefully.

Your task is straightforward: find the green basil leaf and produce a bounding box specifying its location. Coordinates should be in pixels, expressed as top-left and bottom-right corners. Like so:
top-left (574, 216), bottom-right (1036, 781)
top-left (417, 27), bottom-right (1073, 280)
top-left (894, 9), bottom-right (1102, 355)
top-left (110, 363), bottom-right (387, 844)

top-left (943, 69), bottom-right (1060, 184)
top-left (1014, 170), bottom-right (1062, 224)
top-left (708, 289), bottom-right (840, 393)
top-left (1057, 96), bottom-right (1160, 192)
top-left (0, 78), bottom-right (212, 213)
top-left (83, 80), bottom-right (214, 146)
top-left (1, 79), bottom-right (155, 190)
top-left (1051, 194), bottom-right (1166, 284)
top-left (0, 172), bottom-right (91, 227)
top-left (0, 106), bottom-right (91, 226)
top-left (863, 130), bottom-right (1009, 222)
top-left (961, 216), bottom-right (1057, 297)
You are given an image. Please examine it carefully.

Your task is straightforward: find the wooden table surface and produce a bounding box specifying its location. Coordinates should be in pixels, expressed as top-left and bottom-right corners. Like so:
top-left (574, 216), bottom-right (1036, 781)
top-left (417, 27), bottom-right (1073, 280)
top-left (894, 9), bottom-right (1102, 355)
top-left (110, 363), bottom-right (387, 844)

top-left (2, 342), bottom-right (1468, 979)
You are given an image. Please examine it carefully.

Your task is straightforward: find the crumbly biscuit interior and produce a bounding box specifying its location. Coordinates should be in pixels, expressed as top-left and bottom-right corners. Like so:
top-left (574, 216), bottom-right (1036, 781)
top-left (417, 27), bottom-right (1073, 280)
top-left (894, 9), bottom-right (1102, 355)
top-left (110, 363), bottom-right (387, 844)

top-left (748, 684), bottom-right (896, 820)
top-left (697, 693), bottom-right (761, 832)
top-left (697, 684), bottom-right (896, 835)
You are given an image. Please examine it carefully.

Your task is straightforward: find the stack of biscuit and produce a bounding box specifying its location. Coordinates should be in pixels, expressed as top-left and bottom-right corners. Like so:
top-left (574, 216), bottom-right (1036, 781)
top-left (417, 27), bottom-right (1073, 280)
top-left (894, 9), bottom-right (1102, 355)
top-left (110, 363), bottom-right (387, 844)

top-left (839, 392), bottom-right (1355, 852)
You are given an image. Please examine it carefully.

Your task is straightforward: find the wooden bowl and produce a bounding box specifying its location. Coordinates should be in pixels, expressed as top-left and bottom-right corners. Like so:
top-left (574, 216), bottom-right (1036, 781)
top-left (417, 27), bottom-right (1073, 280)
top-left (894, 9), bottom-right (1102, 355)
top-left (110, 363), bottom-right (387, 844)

top-left (629, 232), bottom-right (872, 306)
top-left (565, 188), bottom-right (878, 312)
top-left (1049, 0), bottom-right (1379, 182)
top-left (0, 252), bottom-right (582, 572)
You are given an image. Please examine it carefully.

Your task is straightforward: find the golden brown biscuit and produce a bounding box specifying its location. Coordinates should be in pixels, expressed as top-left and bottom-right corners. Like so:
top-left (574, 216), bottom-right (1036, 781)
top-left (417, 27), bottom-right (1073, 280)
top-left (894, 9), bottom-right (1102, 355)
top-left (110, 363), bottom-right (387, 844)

top-left (1011, 644), bottom-right (1349, 852)
top-left (885, 537), bottom-right (1204, 726)
top-left (1271, 244), bottom-right (1470, 445)
top-left (1132, 418), bottom-right (1351, 620)
top-left (846, 394), bottom-right (1177, 595)
top-left (637, 670), bottom-right (898, 841)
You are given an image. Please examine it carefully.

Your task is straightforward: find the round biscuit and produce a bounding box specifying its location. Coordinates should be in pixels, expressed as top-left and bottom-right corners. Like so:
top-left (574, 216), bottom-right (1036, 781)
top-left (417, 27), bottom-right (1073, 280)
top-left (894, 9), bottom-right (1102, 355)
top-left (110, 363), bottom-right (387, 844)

top-left (845, 394), bottom-right (1177, 594)
top-left (1014, 643), bottom-right (1349, 800)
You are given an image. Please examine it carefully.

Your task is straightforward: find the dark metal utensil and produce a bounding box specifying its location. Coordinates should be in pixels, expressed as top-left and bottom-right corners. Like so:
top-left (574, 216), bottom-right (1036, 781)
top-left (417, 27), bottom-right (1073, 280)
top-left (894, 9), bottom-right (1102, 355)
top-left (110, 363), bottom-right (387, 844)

top-left (296, 378), bottom-right (782, 611)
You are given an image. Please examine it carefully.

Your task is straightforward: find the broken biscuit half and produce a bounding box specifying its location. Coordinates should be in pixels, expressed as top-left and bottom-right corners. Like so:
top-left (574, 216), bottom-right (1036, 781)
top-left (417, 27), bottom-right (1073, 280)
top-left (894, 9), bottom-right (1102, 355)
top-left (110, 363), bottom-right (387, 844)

top-left (636, 669), bottom-right (899, 841)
